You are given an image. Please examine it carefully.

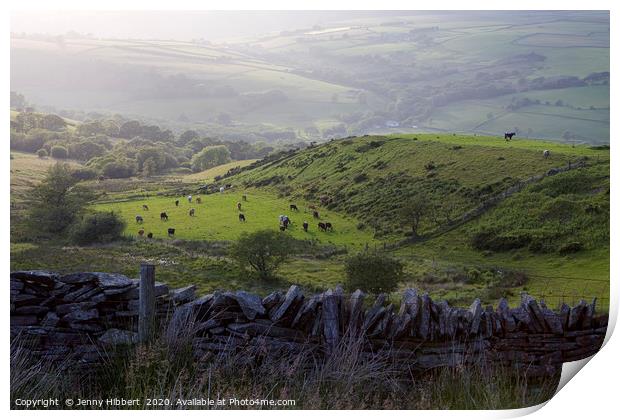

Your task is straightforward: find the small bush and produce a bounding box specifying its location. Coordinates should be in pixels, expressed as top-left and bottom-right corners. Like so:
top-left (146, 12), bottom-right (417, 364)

top-left (36, 148), bottom-right (48, 158)
top-left (70, 212), bottom-right (126, 245)
top-left (353, 173), bottom-right (368, 183)
top-left (71, 168), bottom-right (98, 181)
top-left (50, 145), bottom-right (68, 159)
top-left (344, 252), bottom-right (403, 294)
top-left (558, 241), bottom-right (583, 255)
top-left (229, 229), bottom-right (295, 280)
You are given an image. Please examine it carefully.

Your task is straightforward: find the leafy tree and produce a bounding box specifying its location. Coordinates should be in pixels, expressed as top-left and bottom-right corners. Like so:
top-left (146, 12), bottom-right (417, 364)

top-left (25, 163), bottom-right (95, 234)
top-left (40, 114), bottom-right (66, 131)
top-left (102, 159), bottom-right (137, 179)
top-left (178, 129), bottom-right (199, 146)
top-left (344, 252), bottom-right (403, 294)
top-left (36, 148), bottom-right (48, 158)
top-left (119, 120), bottom-right (142, 139)
top-left (399, 198), bottom-right (429, 238)
top-left (50, 145), bottom-right (68, 159)
top-left (10, 91), bottom-right (28, 109)
top-left (69, 141), bottom-right (106, 161)
top-left (191, 145), bottom-right (231, 172)
top-left (70, 211), bottom-right (126, 245)
top-left (229, 230), bottom-right (295, 280)
top-left (136, 146), bottom-right (167, 174)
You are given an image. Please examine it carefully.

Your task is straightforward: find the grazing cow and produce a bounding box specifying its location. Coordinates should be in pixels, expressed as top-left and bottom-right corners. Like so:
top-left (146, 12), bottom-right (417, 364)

top-left (138, 229), bottom-right (145, 237)
top-left (220, 186), bottom-right (225, 193)
top-left (290, 204), bottom-right (298, 211)
top-left (282, 216), bottom-right (290, 229)
top-left (543, 150), bottom-right (550, 159)
top-left (325, 222), bottom-right (333, 231)
top-left (196, 197), bottom-right (202, 204)
top-left (313, 210), bottom-right (320, 219)
top-left (318, 222), bottom-right (327, 231)
top-left (504, 132), bottom-right (516, 141)
top-left (160, 212), bottom-right (169, 221)
top-left (175, 200), bottom-right (179, 207)
top-left (142, 204), bottom-right (149, 211)
top-left (237, 202), bottom-right (242, 211)
top-left (168, 228), bottom-right (175, 237)
top-left (147, 232), bottom-right (153, 239)
top-left (239, 213), bottom-right (246, 222)
top-left (189, 208), bottom-right (195, 217)
top-left (188, 195), bottom-right (192, 203)
top-left (135, 215), bottom-right (144, 224)
top-left (242, 195), bottom-right (247, 201)
top-left (303, 221), bottom-right (309, 232)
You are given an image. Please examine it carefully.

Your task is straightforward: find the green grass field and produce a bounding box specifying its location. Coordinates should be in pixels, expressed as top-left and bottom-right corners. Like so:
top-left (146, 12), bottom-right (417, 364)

top-left (94, 188), bottom-right (376, 248)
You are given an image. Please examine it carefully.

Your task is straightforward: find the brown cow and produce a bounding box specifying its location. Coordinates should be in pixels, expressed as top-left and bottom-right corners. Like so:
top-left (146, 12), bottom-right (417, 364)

top-left (138, 229), bottom-right (145, 236)
top-left (196, 197), bottom-right (202, 204)
top-left (237, 202), bottom-right (242, 211)
top-left (189, 208), bottom-right (195, 217)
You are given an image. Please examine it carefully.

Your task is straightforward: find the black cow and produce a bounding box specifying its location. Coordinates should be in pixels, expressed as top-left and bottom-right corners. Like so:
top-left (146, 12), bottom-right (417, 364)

top-left (160, 212), bottom-right (169, 221)
top-left (175, 200), bottom-right (179, 207)
top-left (147, 232), bottom-right (153, 239)
top-left (239, 213), bottom-right (246, 222)
top-left (168, 228), bottom-right (175, 236)
top-left (189, 208), bottom-right (195, 217)
top-left (142, 204), bottom-right (149, 211)
top-left (325, 222), bottom-right (333, 231)
top-left (318, 222), bottom-right (327, 231)
top-left (303, 221), bottom-right (309, 232)
top-left (135, 215), bottom-right (144, 223)
top-left (504, 132), bottom-right (516, 141)
top-left (290, 204), bottom-right (298, 211)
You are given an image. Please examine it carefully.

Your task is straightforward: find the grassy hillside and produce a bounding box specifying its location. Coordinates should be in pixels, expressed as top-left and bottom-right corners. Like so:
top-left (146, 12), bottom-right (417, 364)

top-left (11, 133), bottom-right (609, 311)
top-left (228, 134), bottom-right (608, 237)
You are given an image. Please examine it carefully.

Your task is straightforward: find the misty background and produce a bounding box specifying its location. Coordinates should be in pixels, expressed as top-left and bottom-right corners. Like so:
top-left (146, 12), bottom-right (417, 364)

top-left (11, 10), bottom-right (610, 144)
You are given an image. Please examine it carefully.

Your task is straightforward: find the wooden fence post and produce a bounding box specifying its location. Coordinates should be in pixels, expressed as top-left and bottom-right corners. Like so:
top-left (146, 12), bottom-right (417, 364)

top-left (139, 263), bottom-right (156, 343)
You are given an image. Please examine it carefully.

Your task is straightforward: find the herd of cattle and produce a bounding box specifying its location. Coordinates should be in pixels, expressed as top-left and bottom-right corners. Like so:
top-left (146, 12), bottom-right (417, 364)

top-left (134, 194), bottom-right (334, 239)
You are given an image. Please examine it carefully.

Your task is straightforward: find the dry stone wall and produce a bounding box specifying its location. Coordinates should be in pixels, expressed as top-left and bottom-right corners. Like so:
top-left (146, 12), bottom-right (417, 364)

top-left (11, 270), bottom-right (607, 376)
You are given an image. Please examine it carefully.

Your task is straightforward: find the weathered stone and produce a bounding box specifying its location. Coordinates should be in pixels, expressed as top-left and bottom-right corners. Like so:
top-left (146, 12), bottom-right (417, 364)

top-left (568, 301), bottom-right (587, 330)
top-left (62, 308), bottom-right (99, 323)
top-left (11, 315), bottom-right (38, 326)
top-left (539, 305), bottom-right (564, 335)
top-left (69, 322), bottom-right (104, 332)
top-left (322, 290), bottom-right (340, 349)
top-left (292, 294), bottom-right (320, 329)
top-left (11, 271), bottom-right (58, 287)
top-left (11, 294), bottom-right (43, 306)
top-left (582, 298), bottom-right (596, 329)
top-left (363, 294), bottom-right (387, 332)
top-left (98, 329), bottom-right (138, 346)
top-left (418, 294), bottom-right (432, 339)
top-left (510, 306), bottom-right (531, 329)
top-left (391, 313), bottom-right (412, 339)
top-left (60, 272), bottom-right (98, 285)
top-left (468, 298), bottom-right (482, 335)
top-left (10, 280), bottom-right (24, 291)
top-left (63, 284), bottom-right (98, 302)
top-left (348, 289), bottom-right (366, 330)
top-left (41, 312), bottom-right (60, 327)
top-left (234, 291), bottom-right (266, 320)
top-left (13, 305), bottom-right (49, 315)
top-left (55, 302), bottom-right (97, 315)
top-left (103, 285), bottom-right (135, 296)
top-left (521, 294), bottom-right (545, 332)
top-left (270, 285), bottom-right (303, 322)
top-left (170, 285), bottom-right (197, 304)
top-left (262, 291), bottom-right (282, 312)
top-left (93, 272), bottom-right (134, 289)
top-left (122, 281), bottom-right (169, 299)
top-left (227, 322), bottom-right (305, 339)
